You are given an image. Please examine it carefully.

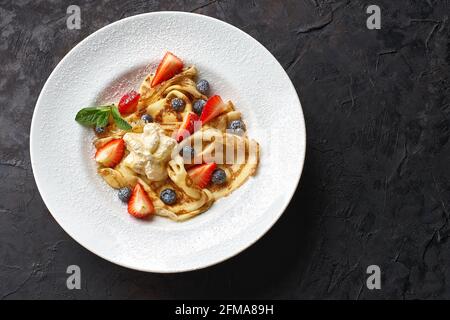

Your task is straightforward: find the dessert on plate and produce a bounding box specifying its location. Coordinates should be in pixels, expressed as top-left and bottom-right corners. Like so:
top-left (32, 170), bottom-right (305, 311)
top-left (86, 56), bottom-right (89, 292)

top-left (75, 52), bottom-right (259, 221)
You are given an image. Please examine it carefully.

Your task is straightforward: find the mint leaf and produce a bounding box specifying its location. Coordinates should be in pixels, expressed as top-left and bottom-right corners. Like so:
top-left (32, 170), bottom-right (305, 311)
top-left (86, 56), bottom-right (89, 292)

top-left (111, 105), bottom-right (132, 131)
top-left (75, 105), bottom-right (131, 131)
top-left (96, 111), bottom-right (110, 127)
top-left (75, 106), bottom-right (112, 127)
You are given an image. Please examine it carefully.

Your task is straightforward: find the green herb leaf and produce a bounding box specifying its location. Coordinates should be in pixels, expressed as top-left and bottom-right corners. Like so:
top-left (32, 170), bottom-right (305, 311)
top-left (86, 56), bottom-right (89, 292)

top-left (111, 105), bottom-right (132, 131)
top-left (96, 111), bottom-right (110, 127)
top-left (75, 104), bottom-right (131, 131)
top-left (75, 105), bottom-right (112, 127)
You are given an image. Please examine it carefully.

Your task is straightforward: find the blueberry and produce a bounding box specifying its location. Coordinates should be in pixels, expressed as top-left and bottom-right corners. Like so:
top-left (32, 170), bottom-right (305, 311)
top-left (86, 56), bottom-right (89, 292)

top-left (196, 79), bottom-right (209, 94)
top-left (160, 188), bottom-right (177, 205)
top-left (228, 120), bottom-right (246, 131)
top-left (231, 128), bottom-right (245, 136)
top-left (95, 126), bottom-right (105, 134)
top-left (228, 120), bottom-right (246, 135)
top-left (171, 98), bottom-right (185, 112)
top-left (141, 114), bottom-right (153, 123)
top-left (211, 169), bottom-right (227, 185)
top-left (193, 99), bottom-right (206, 115)
top-left (118, 187), bottom-right (132, 203)
top-left (180, 145), bottom-right (195, 158)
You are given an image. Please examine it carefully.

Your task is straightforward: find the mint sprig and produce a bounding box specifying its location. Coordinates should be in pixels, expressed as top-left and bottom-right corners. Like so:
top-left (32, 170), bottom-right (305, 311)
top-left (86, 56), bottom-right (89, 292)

top-left (111, 105), bottom-right (132, 131)
top-left (75, 104), bottom-right (132, 131)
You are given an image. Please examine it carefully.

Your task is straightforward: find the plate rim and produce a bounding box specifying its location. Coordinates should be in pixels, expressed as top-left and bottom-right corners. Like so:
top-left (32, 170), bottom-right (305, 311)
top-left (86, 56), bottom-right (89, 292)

top-left (30, 11), bottom-right (307, 273)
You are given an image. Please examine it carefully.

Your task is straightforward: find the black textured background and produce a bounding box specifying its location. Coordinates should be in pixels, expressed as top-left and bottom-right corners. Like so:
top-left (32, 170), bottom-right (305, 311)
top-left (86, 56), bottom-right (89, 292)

top-left (1, 0), bottom-right (449, 299)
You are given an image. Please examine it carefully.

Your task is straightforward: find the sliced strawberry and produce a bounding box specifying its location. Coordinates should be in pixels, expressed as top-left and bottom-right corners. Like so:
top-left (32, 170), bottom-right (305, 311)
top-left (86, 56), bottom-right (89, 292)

top-left (128, 183), bottom-right (155, 218)
top-left (199, 95), bottom-right (228, 124)
top-left (95, 139), bottom-right (125, 168)
top-left (175, 112), bottom-right (200, 142)
top-left (151, 52), bottom-right (184, 87)
top-left (118, 90), bottom-right (140, 115)
top-left (187, 163), bottom-right (217, 188)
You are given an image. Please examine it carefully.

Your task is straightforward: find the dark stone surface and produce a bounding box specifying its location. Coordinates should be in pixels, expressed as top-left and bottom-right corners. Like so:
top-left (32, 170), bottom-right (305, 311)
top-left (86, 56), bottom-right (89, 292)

top-left (0, 0), bottom-right (449, 299)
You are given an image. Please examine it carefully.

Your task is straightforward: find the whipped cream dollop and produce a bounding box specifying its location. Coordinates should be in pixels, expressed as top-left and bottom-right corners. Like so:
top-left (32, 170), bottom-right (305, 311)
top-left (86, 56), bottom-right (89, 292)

top-left (123, 123), bottom-right (177, 181)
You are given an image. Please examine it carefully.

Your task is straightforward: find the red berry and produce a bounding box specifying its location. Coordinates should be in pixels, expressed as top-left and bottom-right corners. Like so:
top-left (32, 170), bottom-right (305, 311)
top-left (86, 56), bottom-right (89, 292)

top-left (175, 112), bottom-right (200, 142)
top-left (187, 163), bottom-right (217, 189)
top-left (199, 95), bottom-right (228, 124)
top-left (118, 90), bottom-right (140, 115)
top-left (95, 139), bottom-right (125, 168)
top-left (151, 52), bottom-right (184, 87)
top-left (128, 183), bottom-right (155, 219)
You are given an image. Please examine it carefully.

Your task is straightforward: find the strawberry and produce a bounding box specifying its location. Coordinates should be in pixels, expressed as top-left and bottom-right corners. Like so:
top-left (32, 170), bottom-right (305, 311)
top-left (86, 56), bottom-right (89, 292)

top-left (199, 95), bottom-right (228, 124)
top-left (95, 139), bottom-right (125, 168)
top-left (187, 163), bottom-right (217, 188)
top-left (175, 112), bottom-right (200, 142)
top-left (118, 90), bottom-right (140, 115)
top-left (151, 52), bottom-right (183, 87)
top-left (128, 183), bottom-right (155, 218)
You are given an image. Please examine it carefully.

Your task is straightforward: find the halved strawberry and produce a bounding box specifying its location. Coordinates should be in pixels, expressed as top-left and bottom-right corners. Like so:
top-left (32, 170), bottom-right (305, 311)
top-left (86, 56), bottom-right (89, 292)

top-left (199, 95), bottom-right (228, 124)
top-left (118, 90), bottom-right (140, 115)
top-left (128, 183), bottom-right (155, 219)
top-left (175, 112), bottom-right (200, 142)
top-left (95, 139), bottom-right (125, 168)
top-left (187, 163), bottom-right (217, 188)
top-left (151, 52), bottom-right (184, 87)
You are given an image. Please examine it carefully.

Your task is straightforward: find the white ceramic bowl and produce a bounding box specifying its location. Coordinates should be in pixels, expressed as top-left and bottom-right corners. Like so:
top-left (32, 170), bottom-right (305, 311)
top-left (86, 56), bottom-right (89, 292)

top-left (30, 12), bottom-right (306, 272)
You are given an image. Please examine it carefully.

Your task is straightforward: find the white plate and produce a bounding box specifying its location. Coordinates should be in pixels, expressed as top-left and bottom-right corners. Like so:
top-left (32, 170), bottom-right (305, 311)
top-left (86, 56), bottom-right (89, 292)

top-left (30, 12), bottom-right (306, 273)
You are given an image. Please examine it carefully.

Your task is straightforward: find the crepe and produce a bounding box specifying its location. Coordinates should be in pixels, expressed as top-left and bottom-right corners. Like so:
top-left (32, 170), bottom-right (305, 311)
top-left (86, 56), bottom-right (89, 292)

top-left (94, 65), bottom-right (260, 221)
